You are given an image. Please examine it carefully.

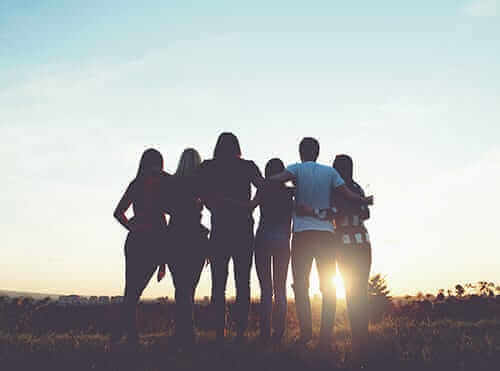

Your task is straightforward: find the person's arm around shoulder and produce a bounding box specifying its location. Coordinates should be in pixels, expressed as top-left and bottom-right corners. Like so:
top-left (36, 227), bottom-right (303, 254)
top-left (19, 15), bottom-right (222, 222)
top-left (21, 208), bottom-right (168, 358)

top-left (249, 189), bottom-right (261, 211)
top-left (248, 160), bottom-right (265, 189)
top-left (268, 163), bottom-right (298, 183)
top-left (158, 171), bottom-right (177, 215)
top-left (197, 160), bottom-right (217, 211)
top-left (332, 169), bottom-right (373, 205)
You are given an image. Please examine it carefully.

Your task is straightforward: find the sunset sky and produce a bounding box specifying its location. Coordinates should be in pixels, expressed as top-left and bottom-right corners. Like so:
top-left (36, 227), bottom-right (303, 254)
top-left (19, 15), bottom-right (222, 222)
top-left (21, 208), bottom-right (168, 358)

top-left (2, 0), bottom-right (499, 299)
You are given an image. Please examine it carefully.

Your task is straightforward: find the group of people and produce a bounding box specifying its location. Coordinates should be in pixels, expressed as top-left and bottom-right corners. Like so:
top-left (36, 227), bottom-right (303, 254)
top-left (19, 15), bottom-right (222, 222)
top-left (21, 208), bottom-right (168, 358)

top-left (113, 132), bottom-right (373, 356)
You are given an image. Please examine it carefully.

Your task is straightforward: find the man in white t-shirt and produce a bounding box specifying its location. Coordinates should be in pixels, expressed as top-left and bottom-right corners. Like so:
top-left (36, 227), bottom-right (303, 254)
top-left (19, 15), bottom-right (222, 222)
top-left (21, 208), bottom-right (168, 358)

top-left (270, 137), bottom-right (371, 346)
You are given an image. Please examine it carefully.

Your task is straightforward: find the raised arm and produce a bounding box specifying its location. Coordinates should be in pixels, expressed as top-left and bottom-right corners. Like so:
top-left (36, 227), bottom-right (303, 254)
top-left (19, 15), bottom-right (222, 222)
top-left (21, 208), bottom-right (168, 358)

top-left (113, 183), bottom-right (134, 231)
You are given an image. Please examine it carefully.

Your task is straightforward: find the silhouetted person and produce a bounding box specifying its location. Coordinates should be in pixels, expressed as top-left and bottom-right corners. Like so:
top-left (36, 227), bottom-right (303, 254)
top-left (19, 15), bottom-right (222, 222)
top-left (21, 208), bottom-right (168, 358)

top-left (113, 148), bottom-right (170, 344)
top-left (199, 132), bottom-right (264, 343)
top-left (252, 158), bottom-right (293, 343)
top-left (157, 148), bottom-right (209, 347)
top-left (270, 138), bottom-right (372, 347)
top-left (333, 154), bottom-right (372, 359)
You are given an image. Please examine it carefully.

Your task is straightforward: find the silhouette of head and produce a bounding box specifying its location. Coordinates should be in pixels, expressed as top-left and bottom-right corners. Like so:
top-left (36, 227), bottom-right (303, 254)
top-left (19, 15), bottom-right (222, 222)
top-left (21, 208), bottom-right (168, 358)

top-left (299, 137), bottom-right (319, 162)
top-left (333, 154), bottom-right (353, 184)
top-left (265, 158), bottom-right (285, 178)
top-left (137, 148), bottom-right (163, 178)
top-left (176, 148), bottom-right (202, 177)
top-left (214, 132), bottom-right (241, 159)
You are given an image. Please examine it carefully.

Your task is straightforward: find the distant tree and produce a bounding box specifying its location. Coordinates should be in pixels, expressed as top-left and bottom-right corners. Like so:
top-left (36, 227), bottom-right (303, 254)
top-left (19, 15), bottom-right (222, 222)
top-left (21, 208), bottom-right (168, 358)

top-left (478, 281), bottom-right (495, 296)
top-left (496, 286), bottom-right (500, 296)
top-left (368, 274), bottom-right (391, 298)
top-left (416, 292), bottom-right (424, 301)
top-left (465, 283), bottom-right (476, 295)
top-left (455, 284), bottom-right (465, 297)
top-left (425, 293), bottom-right (434, 300)
top-left (368, 274), bottom-right (392, 322)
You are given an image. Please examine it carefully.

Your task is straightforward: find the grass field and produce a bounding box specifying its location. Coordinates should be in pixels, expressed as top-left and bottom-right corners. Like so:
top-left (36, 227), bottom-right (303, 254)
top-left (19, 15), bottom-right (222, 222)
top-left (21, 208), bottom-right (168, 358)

top-left (1, 299), bottom-right (500, 370)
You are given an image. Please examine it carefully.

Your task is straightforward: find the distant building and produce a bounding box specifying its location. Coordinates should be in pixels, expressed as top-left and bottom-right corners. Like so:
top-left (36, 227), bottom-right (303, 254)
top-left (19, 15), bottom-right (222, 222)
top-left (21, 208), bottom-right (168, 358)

top-left (111, 296), bottom-right (123, 304)
top-left (98, 296), bottom-right (110, 305)
top-left (88, 296), bottom-right (98, 304)
top-left (58, 295), bottom-right (81, 306)
top-left (154, 297), bottom-right (169, 304)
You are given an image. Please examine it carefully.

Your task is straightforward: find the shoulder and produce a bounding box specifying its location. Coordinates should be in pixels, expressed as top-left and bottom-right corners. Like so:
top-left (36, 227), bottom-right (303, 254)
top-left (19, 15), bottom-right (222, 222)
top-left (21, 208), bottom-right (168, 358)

top-left (351, 181), bottom-right (365, 196)
top-left (240, 158), bottom-right (256, 167)
top-left (200, 159), bottom-right (213, 169)
top-left (323, 166), bottom-right (345, 187)
top-left (199, 159), bottom-right (216, 175)
top-left (127, 179), bottom-right (137, 193)
top-left (286, 162), bottom-right (301, 173)
top-left (313, 163), bottom-right (339, 178)
top-left (240, 158), bottom-right (261, 174)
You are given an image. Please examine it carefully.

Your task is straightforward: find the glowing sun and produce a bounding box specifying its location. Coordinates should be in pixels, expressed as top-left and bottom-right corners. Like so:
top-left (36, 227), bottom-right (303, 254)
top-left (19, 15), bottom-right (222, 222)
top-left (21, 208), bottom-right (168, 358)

top-left (308, 265), bottom-right (346, 299)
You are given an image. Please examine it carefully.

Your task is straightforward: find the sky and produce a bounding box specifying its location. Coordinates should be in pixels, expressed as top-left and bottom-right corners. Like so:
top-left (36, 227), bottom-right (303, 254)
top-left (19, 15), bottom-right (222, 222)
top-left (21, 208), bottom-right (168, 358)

top-left (1, 0), bottom-right (499, 299)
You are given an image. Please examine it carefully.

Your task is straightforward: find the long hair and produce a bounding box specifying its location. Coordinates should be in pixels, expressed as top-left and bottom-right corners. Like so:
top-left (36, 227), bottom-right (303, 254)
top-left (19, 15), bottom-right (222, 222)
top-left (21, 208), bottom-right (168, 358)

top-left (213, 132), bottom-right (241, 159)
top-left (175, 148), bottom-right (202, 177)
top-left (333, 154), bottom-right (353, 185)
top-left (136, 148), bottom-right (163, 178)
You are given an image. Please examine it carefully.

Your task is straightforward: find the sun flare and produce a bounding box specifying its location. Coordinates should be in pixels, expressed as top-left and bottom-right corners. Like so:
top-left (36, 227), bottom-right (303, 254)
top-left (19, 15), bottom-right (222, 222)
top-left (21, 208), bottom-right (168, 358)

top-left (308, 265), bottom-right (346, 300)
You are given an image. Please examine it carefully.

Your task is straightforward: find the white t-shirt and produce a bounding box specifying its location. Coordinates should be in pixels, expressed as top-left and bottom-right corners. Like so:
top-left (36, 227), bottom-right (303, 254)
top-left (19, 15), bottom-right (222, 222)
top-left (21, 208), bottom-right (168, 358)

top-left (286, 161), bottom-right (345, 233)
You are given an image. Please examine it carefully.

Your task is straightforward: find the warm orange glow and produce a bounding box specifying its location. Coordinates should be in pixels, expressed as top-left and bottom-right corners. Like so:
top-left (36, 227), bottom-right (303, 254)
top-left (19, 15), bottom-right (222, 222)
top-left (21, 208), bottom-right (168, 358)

top-left (308, 265), bottom-right (346, 300)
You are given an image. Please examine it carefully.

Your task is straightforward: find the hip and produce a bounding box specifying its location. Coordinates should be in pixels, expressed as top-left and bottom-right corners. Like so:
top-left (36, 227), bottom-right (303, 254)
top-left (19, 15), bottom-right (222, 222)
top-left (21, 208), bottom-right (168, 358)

top-left (334, 225), bottom-right (371, 249)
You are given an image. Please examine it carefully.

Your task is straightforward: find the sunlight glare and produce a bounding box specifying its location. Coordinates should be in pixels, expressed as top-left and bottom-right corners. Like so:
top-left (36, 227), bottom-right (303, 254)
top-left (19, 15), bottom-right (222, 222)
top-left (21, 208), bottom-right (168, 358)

top-left (308, 265), bottom-right (346, 300)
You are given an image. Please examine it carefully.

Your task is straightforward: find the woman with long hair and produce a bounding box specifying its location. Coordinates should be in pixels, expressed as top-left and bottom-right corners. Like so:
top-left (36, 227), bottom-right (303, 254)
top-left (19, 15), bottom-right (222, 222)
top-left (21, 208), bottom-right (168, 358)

top-left (113, 148), bottom-right (169, 344)
top-left (199, 132), bottom-right (264, 343)
top-left (333, 154), bottom-right (372, 359)
top-left (158, 148), bottom-right (209, 346)
top-left (253, 158), bottom-right (293, 343)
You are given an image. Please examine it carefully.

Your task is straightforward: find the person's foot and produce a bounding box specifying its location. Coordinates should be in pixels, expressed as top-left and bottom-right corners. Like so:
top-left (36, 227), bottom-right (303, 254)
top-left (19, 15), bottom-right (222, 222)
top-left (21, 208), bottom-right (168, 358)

top-left (350, 351), bottom-right (368, 370)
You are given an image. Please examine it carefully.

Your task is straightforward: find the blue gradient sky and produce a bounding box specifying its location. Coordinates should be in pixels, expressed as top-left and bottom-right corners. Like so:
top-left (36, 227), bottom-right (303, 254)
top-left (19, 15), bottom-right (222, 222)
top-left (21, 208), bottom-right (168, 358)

top-left (1, 0), bottom-right (499, 298)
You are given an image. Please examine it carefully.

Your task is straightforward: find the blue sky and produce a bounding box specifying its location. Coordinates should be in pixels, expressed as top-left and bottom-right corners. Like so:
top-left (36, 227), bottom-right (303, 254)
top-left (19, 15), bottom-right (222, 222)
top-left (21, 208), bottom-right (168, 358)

top-left (1, 0), bottom-right (499, 298)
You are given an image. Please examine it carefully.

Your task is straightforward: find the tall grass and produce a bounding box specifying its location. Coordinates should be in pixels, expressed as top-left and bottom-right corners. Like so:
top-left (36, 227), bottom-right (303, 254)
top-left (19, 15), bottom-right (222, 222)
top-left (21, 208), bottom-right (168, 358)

top-left (1, 297), bottom-right (500, 370)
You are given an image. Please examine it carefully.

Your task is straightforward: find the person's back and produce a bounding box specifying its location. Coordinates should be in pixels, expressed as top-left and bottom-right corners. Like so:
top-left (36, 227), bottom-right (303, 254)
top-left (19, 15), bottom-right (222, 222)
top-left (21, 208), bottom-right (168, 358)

top-left (333, 154), bottom-right (372, 358)
top-left (167, 175), bottom-right (203, 231)
top-left (269, 137), bottom-right (347, 346)
top-left (257, 182), bottom-right (293, 240)
top-left (198, 132), bottom-right (263, 342)
top-left (287, 161), bottom-right (344, 233)
top-left (254, 158), bottom-right (293, 342)
top-left (128, 173), bottom-right (169, 231)
top-left (112, 148), bottom-right (169, 344)
top-left (200, 157), bottom-right (261, 228)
